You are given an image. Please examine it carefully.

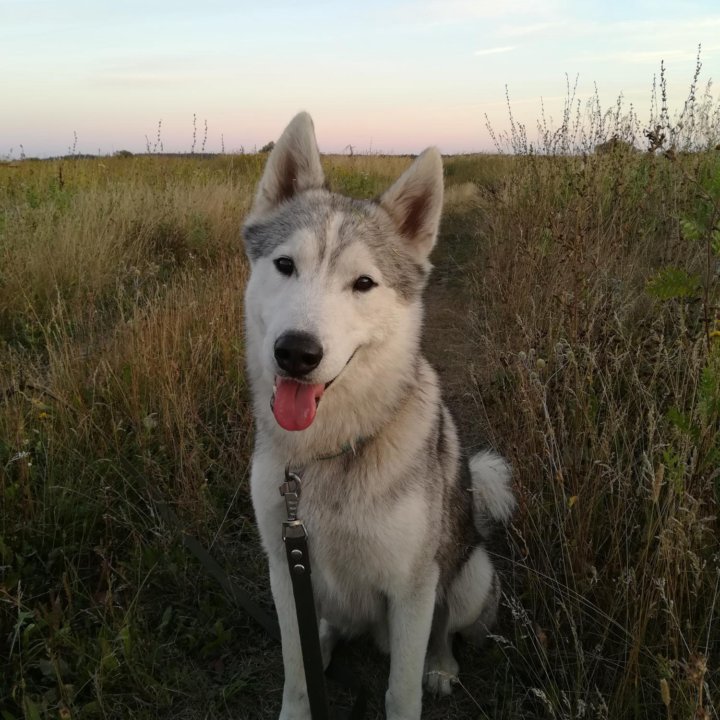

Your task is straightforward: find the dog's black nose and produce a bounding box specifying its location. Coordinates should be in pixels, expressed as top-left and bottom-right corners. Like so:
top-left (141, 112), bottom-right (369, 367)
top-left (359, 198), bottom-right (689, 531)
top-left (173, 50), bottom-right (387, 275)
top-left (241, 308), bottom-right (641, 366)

top-left (274, 332), bottom-right (324, 377)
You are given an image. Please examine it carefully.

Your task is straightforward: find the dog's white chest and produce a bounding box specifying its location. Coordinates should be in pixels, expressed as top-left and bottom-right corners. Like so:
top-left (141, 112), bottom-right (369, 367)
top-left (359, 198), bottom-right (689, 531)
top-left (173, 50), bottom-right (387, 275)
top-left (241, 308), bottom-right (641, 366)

top-left (296, 476), bottom-right (428, 621)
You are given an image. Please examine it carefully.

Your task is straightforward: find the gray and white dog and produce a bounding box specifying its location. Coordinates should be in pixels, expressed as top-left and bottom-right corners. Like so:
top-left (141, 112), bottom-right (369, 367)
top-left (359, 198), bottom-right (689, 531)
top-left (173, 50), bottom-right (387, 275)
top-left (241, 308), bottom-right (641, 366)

top-left (243, 113), bottom-right (515, 720)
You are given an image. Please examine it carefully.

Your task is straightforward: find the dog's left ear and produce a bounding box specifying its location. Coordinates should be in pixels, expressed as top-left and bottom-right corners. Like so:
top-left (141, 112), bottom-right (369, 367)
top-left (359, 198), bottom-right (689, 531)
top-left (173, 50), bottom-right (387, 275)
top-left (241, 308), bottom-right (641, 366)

top-left (246, 112), bottom-right (325, 222)
top-left (380, 148), bottom-right (444, 261)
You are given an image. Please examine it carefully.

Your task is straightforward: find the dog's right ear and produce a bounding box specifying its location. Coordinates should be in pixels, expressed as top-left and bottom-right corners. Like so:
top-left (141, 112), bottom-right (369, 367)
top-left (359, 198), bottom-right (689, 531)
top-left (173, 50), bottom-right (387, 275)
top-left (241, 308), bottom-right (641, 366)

top-left (246, 112), bottom-right (325, 222)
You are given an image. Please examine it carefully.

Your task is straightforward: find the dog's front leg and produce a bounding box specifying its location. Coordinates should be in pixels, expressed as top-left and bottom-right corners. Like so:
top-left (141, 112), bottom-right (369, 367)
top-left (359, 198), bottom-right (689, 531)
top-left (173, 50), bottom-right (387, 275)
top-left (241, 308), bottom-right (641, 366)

top-left (268, 558), bottom-right (312, 720)
top-left (385, 565), bottom-right (439, 720)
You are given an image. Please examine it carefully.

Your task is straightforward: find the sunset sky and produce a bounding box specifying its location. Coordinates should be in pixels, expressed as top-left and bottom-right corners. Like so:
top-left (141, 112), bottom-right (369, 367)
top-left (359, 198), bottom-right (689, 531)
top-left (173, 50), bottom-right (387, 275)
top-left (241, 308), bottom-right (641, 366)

top-left (2, 0), bottom-right (719, 157)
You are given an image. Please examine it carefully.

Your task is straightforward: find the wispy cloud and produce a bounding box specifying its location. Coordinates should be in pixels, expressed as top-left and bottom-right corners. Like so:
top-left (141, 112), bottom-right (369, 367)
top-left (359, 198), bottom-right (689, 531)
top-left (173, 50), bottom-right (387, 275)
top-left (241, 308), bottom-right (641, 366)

top-left (496, 20), bottom-right (565, 37)
top-left (578, 45), bottom-right (720, 65)
top-left (609, 15), bottom-right (720, 35)
top-left (474, 45), bottom-right (516, 56)
top-left (612, 48), bottom-right (707, 64)
top-left (91, 54), bottom-right (228, 87)
top-left (399, 0), bottom-right (560, 25)
top-left (555, 15), bottom-right (720, 43)
top-left (97, 73), bottom-right (191, 87)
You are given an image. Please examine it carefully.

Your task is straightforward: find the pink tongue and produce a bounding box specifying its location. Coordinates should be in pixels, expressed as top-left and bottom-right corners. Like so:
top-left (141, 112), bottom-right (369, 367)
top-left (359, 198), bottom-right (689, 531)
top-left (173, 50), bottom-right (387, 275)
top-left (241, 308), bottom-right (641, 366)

top-left (273, 377), bottom-right (326, 431)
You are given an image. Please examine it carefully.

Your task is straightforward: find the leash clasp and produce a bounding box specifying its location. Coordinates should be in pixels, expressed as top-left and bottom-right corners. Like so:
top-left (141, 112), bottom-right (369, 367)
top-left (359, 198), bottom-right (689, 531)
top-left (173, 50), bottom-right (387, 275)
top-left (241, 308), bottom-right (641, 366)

top-left (279, 469), bottom-right (302, 522)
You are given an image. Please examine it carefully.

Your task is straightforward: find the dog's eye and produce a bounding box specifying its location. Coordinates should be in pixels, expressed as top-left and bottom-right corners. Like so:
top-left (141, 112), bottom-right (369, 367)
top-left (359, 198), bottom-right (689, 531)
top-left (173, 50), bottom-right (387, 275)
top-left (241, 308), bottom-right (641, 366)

top-left (274, 257), bottom-right (295, 277)
top-left (353, 275), bottom-right (376, 293)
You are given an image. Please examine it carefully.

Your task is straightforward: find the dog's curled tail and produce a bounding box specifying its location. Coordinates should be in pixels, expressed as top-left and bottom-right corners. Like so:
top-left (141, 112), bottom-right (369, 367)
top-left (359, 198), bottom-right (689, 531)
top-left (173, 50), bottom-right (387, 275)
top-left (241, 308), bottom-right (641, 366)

top-left (468, 450), bottom-right (515, 535)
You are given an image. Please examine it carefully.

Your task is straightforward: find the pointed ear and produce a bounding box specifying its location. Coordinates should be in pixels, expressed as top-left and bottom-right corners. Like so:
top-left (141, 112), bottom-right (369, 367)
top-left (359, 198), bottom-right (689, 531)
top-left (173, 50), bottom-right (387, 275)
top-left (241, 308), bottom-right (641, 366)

top-left (248, 112), bottom-right (325, 220)
top-left (379, 148), bottom-right (443, 260)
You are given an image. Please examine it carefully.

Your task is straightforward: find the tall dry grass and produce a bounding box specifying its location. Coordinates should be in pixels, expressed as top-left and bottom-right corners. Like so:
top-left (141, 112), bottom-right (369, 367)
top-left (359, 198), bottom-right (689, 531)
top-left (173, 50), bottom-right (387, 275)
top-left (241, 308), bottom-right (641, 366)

top-left (469, 58), bottom-right (720, 718)
top-left (1, 154), bottom-right (264, 719)
top-left (1, 69), bottom-right (718, 717)
top-left (0, 151), bottom-right (513, 718)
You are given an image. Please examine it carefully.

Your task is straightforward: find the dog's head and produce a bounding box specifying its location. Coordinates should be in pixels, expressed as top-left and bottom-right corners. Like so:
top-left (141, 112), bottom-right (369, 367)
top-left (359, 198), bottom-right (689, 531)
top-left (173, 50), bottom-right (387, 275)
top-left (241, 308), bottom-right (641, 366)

top-left (242, 113), bottom-right (443, 432)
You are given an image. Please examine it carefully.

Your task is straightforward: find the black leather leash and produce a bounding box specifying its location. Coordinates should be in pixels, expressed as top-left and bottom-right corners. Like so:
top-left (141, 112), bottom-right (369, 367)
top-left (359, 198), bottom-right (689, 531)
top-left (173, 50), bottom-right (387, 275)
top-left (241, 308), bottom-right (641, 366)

top-left (279, 470), bottom-right (367, 720)
top-left (280, 470), bottom-right (330, 720)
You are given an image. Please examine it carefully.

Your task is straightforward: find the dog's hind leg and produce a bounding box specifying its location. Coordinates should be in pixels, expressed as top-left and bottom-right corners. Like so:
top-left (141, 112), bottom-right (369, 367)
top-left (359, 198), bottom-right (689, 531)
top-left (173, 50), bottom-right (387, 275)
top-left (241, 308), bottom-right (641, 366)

top-left (318, 618), bottom-right (339, 670)
top-left (447, 545), bottom-right (499, 644)
top-left (424, 602), bottom-right (458, 696)
top-left (371, 614), bottom-right (390, 654)
top-left (459, 568), bottom-right (500, 645)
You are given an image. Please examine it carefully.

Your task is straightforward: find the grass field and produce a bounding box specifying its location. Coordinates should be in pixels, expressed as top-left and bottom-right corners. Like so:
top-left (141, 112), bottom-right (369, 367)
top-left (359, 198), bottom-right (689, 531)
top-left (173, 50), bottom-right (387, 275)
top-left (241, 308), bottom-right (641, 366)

top-left (2, 89), bottom-right (720, 719)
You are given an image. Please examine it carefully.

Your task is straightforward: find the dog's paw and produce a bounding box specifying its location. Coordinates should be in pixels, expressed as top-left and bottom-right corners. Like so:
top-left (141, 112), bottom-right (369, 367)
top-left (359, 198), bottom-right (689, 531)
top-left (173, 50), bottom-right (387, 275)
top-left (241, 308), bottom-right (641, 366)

top-left (424, 653), bottom-right (459, 697)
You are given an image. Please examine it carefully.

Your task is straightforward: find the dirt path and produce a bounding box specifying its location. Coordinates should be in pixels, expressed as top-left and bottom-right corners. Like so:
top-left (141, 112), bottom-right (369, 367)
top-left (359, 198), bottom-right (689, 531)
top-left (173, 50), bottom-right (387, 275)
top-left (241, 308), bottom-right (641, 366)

top-left (422, 211), bottom-right (484, 450)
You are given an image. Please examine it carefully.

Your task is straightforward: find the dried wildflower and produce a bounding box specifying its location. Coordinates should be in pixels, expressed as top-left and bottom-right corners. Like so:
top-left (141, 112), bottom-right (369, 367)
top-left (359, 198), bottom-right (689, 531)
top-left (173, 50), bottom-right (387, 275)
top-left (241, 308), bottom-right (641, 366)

top-left (659, 678), bottom-right (670, 708)
top-left (686, 653), bottom-right (707, 686)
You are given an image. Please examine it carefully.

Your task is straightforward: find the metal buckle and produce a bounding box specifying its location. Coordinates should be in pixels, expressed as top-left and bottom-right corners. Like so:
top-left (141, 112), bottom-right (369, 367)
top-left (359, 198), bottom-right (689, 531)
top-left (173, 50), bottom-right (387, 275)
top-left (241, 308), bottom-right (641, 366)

top-left (279, 469), bottom-right (302, 522)
top-left (282, 519), bottom-right (308, 542)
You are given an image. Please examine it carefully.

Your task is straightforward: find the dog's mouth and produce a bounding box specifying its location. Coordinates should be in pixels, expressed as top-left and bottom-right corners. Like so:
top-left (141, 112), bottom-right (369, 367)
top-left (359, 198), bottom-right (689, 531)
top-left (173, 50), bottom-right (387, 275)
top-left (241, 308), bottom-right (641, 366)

top-left (270, 349), bottom-right (358, 432)
top-left (271, 377), bottom-right (327, 432)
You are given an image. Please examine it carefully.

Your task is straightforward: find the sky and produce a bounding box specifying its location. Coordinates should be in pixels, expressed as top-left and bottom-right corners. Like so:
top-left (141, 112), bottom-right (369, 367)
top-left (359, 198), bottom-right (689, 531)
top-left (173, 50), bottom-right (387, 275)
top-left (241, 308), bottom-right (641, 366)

top-left (2, 0), bottom-right (719, 157)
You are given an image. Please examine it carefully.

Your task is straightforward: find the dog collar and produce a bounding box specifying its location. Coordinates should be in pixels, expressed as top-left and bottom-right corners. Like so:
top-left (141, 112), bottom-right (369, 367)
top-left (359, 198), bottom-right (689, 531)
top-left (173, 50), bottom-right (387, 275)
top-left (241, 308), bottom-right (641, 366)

top-left (315, 436), bottom-right (368, 461)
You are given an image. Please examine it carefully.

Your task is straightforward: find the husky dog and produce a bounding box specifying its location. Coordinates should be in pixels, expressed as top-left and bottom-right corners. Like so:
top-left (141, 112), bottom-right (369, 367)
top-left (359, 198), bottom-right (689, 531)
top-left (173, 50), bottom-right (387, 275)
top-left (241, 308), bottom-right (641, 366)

top-left (243, 113), bottom-right (515, 720)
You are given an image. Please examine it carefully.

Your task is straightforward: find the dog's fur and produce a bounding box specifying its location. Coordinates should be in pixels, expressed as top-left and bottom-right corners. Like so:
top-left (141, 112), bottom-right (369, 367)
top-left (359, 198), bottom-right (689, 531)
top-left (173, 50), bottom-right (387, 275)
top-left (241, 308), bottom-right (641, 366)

top-left (242, 113), bottom-right (515, 720)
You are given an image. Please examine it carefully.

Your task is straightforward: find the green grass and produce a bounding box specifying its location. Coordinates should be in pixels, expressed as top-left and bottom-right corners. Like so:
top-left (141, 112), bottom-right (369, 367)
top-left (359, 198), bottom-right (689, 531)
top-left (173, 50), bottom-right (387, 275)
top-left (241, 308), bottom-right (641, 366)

top-left (1, 125), bottom-right (720, 720)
